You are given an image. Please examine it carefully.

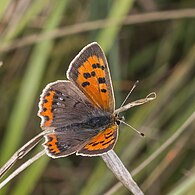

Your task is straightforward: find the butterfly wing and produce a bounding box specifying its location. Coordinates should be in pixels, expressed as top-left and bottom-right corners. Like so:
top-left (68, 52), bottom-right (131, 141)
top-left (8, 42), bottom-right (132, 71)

top-left (77, 124), bottom-right (118, 156)
top-left (44, 124), bottom-right (118, 158)
top-left (38, 80), bottom-right (99, 130)
top-left (38, 80), bottom-right (116, 157)
top-left (67, 42), bottom-right (115, 112)
top-left (44, 133), bottom-right (83, 158)
top-left (43, 128), bottom-right (98, 158)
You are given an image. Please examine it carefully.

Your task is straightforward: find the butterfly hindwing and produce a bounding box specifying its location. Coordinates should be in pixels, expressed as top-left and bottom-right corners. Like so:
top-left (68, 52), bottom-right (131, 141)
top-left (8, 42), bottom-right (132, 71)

top-left (44, 124), bottom-right (115, 158)
top-left (44, 133), bottom-right (83, 158)
top-left (44, 131), bottom-right (93, 158)
top-left (77, 124), bottom-right (118, 156)
top-left (38, 80), bottom-right (98, 130)
top-left (44, 124), bottom-right (118, 158)
top-left (67, 42), bottom-right (115, 112)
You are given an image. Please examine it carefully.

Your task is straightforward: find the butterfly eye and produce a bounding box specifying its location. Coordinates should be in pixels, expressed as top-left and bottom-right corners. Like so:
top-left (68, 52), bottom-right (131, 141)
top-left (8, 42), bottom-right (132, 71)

top-left (115, 115), bottom-right (125, 125)
top-left (116, 120), bottom-right (120, 125)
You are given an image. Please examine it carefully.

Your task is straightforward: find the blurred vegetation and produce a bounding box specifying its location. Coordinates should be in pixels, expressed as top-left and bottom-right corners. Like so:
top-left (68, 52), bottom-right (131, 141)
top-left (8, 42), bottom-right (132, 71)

top-left (0, 0), bottom-right (195, 195)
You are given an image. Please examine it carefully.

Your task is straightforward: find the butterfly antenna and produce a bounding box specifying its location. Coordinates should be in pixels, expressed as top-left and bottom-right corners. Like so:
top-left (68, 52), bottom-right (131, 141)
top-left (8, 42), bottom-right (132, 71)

top-left (119, 119), bottom-right (144, 137)
top-left (120, 80), bottom-right (139, 108)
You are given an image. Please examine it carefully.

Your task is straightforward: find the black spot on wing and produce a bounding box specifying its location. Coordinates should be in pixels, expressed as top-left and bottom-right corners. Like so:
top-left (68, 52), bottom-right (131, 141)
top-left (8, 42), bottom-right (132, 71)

top-left (92, 142), bottom-right (99, 146)
top-left (98, 77), bottom-right (106, 84)
top-left (92, 64), bottom-right (97, 69)
top-left (101, 89), bottom-right (107, 93)
top-left (102, 138), bottom-right (115, 146)
top-left (105, 133), bottom-right (114, 139)
top-left (83, 72), bottom-right (91, 79)
top-left (46, 92), bottom-right (50, 96)
top-left (43, 99), bottom-right (48, 103)
top-left (92, 63), bottom-right (102, 69)
top-left (82, 81), bottom-right (90, 87)
top-left (91, 71), bottom-right (96, 77)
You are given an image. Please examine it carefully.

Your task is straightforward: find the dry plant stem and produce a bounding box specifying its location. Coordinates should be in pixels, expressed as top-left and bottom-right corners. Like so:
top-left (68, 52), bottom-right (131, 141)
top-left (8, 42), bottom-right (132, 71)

top-left (102, 150), bottom-right (144, 195)
top-left (0, 150), bottom-right (46, 189)
top-left (1, 8), bottom-right (195, 52)
top-left (0, 131), bottom-right (47, 179)
top-left (0, 149), bottom-right (144, 193)
top-left (115, 92), bottom-right (156, 114)
top-left (105, 112), bottom-right (195, 195)
top-left (132, 112), bottom-right (195, 176)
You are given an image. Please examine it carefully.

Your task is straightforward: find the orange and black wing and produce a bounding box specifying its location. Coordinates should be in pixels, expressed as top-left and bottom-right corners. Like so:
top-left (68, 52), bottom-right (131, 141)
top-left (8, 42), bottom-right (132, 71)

top-left (43, 124), bottom-right (118, 158)
top-left (77, 124), bottom-right (118, 156)
top-left (67, 42), bottom-right (115, 113)
top-left (43, 128), bottom-right (98, 158)
top-left (38, 80), bottom-right (98, 130)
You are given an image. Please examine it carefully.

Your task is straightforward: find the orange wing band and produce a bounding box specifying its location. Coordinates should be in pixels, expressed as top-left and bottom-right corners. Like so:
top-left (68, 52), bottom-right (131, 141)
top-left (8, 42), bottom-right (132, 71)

top-left (45, 134), bottom-right (60, 154)
top-left (40, 91), bottom-right (55, 127)
top-left (82, 125), bottom-right (117, 151)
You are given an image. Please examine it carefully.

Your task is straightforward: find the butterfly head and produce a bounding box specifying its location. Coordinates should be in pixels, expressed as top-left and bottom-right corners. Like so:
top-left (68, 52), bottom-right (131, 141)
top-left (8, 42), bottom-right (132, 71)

top-left (114, 113), bottom-right (145, 137)
top-left (114, 114), bottom-right (125, 126)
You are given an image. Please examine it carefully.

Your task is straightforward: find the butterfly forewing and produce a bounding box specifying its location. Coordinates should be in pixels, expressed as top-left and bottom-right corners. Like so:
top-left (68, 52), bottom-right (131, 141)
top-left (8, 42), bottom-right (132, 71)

top-left (67, 42), bottom-right (115, 112)
top-left (38, 80), bottom-right (98, 129)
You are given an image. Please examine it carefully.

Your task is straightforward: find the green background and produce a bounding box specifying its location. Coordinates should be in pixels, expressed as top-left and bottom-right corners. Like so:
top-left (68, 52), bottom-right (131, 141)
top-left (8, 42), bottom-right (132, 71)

top-left (0, 0), bottom-right (194, 194)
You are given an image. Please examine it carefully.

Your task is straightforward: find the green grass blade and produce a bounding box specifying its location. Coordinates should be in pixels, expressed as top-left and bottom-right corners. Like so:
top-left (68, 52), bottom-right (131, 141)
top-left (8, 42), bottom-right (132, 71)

top-left (97, 0), bottom-right (135, 52)
top-left (12, 147), bottom-right (49, 195)
top-left (168, 169), bottom-right (195, 195)
top-left (0, 1), bottom-right (11, 20)
top-left (0, 1), bottom-right (69, 194)
top-left (4, 0), bottom-right (48, 41)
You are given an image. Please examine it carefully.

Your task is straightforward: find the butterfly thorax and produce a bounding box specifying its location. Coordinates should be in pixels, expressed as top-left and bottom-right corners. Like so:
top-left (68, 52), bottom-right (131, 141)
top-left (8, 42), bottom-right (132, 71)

top-left (56, 112), bottom-right (115, 133)
top-left (77, 113), bottom-right (115, 130)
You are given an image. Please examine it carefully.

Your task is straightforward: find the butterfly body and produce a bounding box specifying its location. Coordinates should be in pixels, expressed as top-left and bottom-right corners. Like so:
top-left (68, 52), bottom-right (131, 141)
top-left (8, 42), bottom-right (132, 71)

top-left (38, 42), bottom-right (119, 158)
top-left (61, 114), bottom-right (114, 131)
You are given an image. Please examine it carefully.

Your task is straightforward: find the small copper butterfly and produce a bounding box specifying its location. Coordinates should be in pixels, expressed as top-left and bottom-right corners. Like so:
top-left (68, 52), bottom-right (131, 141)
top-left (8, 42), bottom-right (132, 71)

top-left (0, 43), bottom-right (155, 186)
top-left (38, 42), bottom-right (137, 158)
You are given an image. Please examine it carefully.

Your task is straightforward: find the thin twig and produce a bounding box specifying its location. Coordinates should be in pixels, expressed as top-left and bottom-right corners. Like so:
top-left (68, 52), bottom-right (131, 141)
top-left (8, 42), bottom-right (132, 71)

top-left (1, 9), bottom-right (195, 52)
top-left (102, 150), bottom-right (144, 195)
top-left (0, 130), bottom-right (49, 179)
top-left (115, 92), bottom-right (156, 114)
top-left (0, 150), bottom-right (46, 189)
top-left (120, 80), bottom-right (139, 108)
top-left (132, 112), bottom-right (195, 176)
top-left (104, 112), bottom-right (195, 195)
top-left (0, 148), bottom-right (144, 194)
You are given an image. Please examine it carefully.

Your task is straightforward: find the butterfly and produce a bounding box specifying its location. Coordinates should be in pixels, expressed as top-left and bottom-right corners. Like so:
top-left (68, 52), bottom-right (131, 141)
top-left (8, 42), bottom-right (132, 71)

top-left (37, 42), bottom-right (122, 158)
top-left (37, 42), bottom-right (156, 158)
top-left (0, 43), bottom-right (155, 185)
